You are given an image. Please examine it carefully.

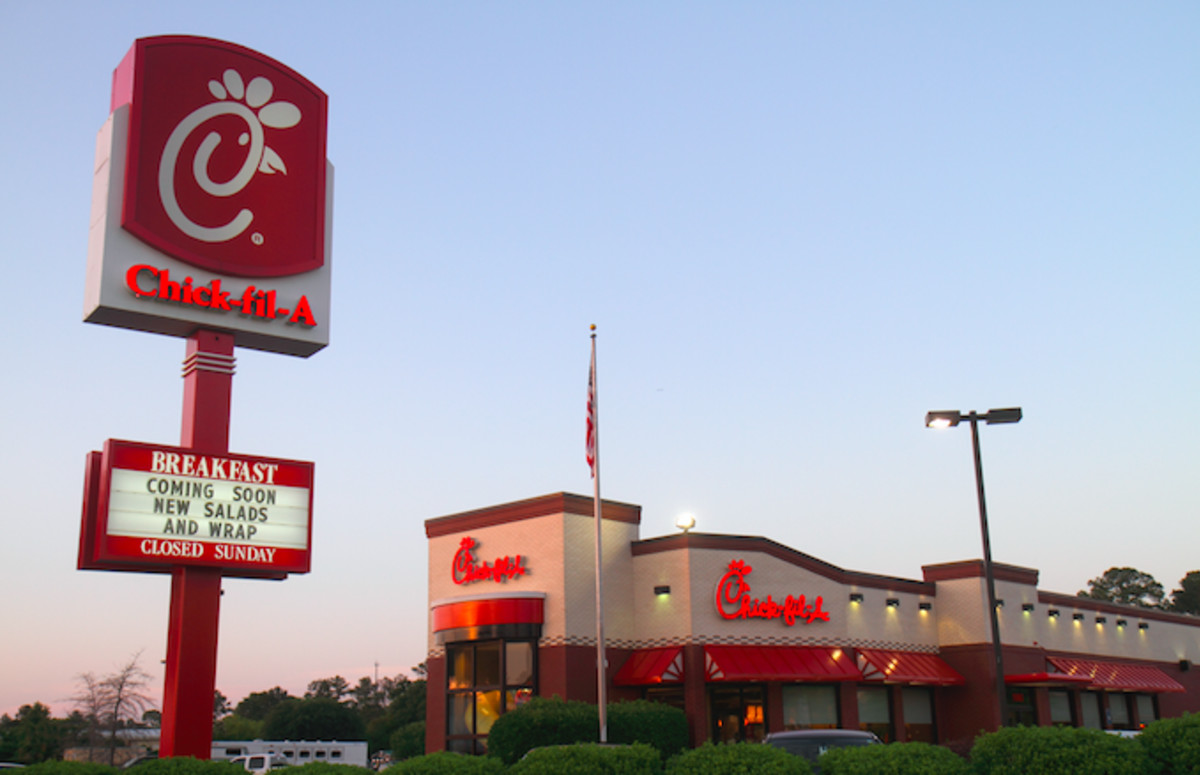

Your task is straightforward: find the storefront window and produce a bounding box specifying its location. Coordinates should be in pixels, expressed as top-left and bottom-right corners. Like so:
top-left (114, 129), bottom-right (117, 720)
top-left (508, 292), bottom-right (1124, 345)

top-left (1049, 690), bottom-right (1074, 726)
top-left (445, 639), bottom-right (537, 754)
top-left (857, 686), bottom-right (892, 742)
top-left (644, 686), bottom-right (685, 709)
top-left (901, 687), bottom-right (935, 743)
top-left (1080, 692), bottom-right (1103, 729)
top-left (782, 685), bottom-right (839, 730)
top-left (1006, 688), bottom-right (1036, 727)
top-left (1108, 693), bottom-right (1132, 729)
top-left (710, 685), bottom-right (765, 743)
top-left (1135, 694), bottom-right (1157, 727)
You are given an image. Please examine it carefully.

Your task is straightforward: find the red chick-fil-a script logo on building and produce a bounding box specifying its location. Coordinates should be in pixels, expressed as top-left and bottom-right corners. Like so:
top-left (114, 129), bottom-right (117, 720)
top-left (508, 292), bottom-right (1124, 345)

top-left (715, 559), bottom-right (830, 626)
top-left (452, 537), bottom-right (529, 585)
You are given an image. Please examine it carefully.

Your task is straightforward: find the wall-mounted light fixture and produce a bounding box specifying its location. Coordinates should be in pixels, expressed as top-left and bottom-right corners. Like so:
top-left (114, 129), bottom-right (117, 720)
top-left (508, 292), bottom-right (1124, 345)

top-left (849, 593), bottom-right (864, 603)
top-left (1139, 622), bottom-right (1150, 631)
top-left (886, 598), bottom-right (900, 608)
top-left (1073, 613), bottom-right (1085, 621)
top-left (1116, 619), bottom-right (1128, 628)
top-left (995, 599), bottom-right (1005, 609)
top-left (919, 602), bottom-right (932, 611)
top-left (1048, 609), bottom-right (1061, 619)
top-left (1022, 603), bottom-right (1035, 613)
top-left (653, 585), bottom-right (671, 596)
top-left (1096, 616), bottom-right (1107, 624)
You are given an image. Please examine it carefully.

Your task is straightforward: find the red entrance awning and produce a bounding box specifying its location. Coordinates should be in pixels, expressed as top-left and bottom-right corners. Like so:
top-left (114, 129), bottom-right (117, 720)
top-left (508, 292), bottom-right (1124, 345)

top-left (1006, 672), bottom-right (1094, 687)
top-left (704, 646), bottom-right (862, 682)
top-left (857, 649), bottom-right (966, 686)
top-left (1047, 657), bottom-right (1186, 693)
top-left (613, 647), bottom-right (684, 686)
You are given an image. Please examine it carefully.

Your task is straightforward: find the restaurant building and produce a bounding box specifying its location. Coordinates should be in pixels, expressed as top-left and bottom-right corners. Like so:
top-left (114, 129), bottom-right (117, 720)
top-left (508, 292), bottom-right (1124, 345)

top-left (424, 493), bottom-right (1200, 754)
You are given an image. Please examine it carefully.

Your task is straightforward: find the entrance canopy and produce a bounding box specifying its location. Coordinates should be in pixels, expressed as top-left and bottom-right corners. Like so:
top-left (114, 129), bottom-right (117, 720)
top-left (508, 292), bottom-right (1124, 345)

top-left (857, 649), bottom-right (966, 686)
top-left (704, 646), bottom-right (862, 682)
top-left (614, 647), bottom-right (684, 686)
top-left (1047, 657), bottom-right (1186, 693)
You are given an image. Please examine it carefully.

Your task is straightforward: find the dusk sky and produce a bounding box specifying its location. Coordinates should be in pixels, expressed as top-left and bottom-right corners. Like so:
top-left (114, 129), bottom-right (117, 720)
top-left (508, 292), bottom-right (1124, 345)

top-left (1, 2), bottom-right (1196, 718)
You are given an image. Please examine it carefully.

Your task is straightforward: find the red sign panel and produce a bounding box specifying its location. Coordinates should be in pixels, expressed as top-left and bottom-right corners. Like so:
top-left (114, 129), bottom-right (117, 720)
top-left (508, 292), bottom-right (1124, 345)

top-left (117, 36), bottom-right (328, 278)
top-left (78, 439), bottom-right (314, 576)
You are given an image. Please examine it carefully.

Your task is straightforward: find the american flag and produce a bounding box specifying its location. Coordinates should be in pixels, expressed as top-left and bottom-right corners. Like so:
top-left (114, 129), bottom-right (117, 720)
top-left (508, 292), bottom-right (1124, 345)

top-left (586, 348), bottom-right (597, 477)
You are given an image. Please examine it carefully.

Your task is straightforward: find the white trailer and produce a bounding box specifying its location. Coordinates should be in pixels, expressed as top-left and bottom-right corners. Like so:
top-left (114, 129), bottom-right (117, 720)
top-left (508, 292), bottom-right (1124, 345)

top-left (211, 740), bottom-right (369, 769)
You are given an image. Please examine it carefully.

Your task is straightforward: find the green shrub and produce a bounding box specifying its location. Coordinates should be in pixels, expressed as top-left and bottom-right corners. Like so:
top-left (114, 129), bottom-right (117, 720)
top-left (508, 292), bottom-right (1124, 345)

top-left (509, 742), bottom-right (663, 775)
top-left (664, 742), bottom-right (811, 775)
top-left (383, 752), bottom-right (503, 775)
top-left (390, 721), bottom-right (426, 761)
top-left (1140, 712), bottom-right (1200, 774)
top-left (22, 763), bottom-right (120, 775)
top-left (608, 701), bottom-right (689, 760)
top-left (122, 758), bottom-right (242, 775)
top-left (275, 763), bottom-right (372, 775)
top-left (484, 698), bottom-right (599, 765)
top-left (970, 725), bottom-right (1149, 775)
top-left (820, 741), bottom-right (968, 775)
top-left (486, 697), bottom-right (689, 765)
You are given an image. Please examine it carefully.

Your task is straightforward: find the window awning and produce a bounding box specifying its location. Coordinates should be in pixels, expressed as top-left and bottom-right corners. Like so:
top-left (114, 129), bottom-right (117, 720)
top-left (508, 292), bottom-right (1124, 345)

top-left (613, 647), bottom-right (684, 686)
top-left (1047, 657), bottom-right (1186, 693)
top-left (704, 646), bottom-right (862, 682)
top-left (857, 649), bottom-right (966, 686)
top-left (1005, 672), bottom-right (1094, 687)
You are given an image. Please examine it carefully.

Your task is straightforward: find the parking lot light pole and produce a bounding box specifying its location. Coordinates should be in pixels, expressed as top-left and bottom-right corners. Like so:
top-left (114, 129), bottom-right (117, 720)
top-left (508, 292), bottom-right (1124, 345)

top-left (925, 407), bottom-right (1022, 730)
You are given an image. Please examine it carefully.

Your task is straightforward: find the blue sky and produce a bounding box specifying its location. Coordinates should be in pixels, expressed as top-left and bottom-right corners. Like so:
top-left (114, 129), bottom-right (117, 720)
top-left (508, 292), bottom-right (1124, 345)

top-left (1, 2), bottom-right (1196, 717)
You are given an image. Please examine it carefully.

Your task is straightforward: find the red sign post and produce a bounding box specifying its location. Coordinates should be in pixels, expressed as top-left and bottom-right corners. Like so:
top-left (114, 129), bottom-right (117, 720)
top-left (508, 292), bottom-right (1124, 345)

top-left (80, 36), bottom-right (331, 760)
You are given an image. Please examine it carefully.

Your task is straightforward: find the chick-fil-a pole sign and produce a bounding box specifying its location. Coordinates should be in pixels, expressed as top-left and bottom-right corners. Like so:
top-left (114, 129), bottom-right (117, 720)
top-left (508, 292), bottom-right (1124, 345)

top-left (79, 439), bottom-right (314, 575)
top-left (84, 36), bottom-right (332, 357)
top-left (715, 560), bottom-right (830, 626)
top-left (452, 536), bottom-right (529, 584)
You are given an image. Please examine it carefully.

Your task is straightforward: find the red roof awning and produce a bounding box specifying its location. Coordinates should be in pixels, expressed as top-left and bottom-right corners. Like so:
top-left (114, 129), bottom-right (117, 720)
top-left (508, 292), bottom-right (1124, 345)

top-left (704, 646), bottom-right (862, 682)
top-left (613, 647), bottom-right (684, 686)
top-left (1006, 672), bottom-right (1094, 687)
top-left (857, 649), bottom-right (966, 686)
top-left (1048, 657), bottom-right (1186, 693)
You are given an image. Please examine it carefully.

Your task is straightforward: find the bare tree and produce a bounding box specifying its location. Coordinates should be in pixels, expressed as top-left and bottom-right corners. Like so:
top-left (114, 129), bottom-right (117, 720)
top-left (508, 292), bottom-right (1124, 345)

top-left (72, 652), bottom-right (155, 765)
top-left (101, 652), bottom-right (155, 764)
top-left (71, 672), bottom-right (107, 761)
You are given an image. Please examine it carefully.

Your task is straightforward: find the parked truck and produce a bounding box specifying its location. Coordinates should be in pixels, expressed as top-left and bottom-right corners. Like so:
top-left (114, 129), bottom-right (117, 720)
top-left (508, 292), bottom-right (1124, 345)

top-left (211, 740), bottom-right (369, 771)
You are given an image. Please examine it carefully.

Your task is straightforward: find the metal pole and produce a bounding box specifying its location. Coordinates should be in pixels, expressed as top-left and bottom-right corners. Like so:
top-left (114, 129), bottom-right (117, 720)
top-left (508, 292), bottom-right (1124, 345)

top-left (968, 411), bottom-right (1008, 729)
top-left (590, 332), bottom-right (607, 742)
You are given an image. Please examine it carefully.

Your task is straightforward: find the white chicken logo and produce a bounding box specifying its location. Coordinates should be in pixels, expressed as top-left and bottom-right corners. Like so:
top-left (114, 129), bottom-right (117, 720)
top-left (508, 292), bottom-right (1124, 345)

top-left (158, 68), bottom-right (300, 244)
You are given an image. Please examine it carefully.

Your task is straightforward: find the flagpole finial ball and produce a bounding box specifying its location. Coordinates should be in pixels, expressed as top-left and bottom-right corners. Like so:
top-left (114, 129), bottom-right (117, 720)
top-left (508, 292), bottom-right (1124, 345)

top-left (590, 324), bottom-right (596, 331)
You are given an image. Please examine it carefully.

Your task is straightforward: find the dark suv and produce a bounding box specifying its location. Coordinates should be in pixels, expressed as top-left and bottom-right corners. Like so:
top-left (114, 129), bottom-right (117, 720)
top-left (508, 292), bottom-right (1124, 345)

top-left (764, 729), bottom-right (882, 771)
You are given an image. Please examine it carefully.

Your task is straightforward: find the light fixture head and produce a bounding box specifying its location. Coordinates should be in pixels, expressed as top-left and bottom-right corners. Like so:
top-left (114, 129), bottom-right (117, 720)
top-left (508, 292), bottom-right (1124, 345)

top-left (1117, 619), bottom-right (1128, 628)
top-left (918, 601), bottom-right (932, 611)
top-left (995, 599), bottom-right (1005, 609)
top-left (1073, 612), bottom-right (1085, 621)
top-left (675, 513), bottom-right (696, 533)
top-left (1022, 603), bottom-right (1035, 613)
top-left (654, 585), bottom-right (671, 596)
top-left (983, 407), bottom-right (1023, 425)
top-left (1139, 622), bottom-right (1150, 631)
top-left (849, 593), bottom-right (864, 603)
top-left (1048, 609), bottom-right (1061, 618)
top-left (925, 410), bottom-right (961, 429)
top-left (1096, 616), bottom-right (1107, 624)
top-left (886, 598), bottom-right (900, 608)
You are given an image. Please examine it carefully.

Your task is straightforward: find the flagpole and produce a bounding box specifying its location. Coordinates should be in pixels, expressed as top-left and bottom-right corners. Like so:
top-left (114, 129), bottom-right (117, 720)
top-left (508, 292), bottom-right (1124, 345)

top-left (588, 325), bottom-right (608, 743)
